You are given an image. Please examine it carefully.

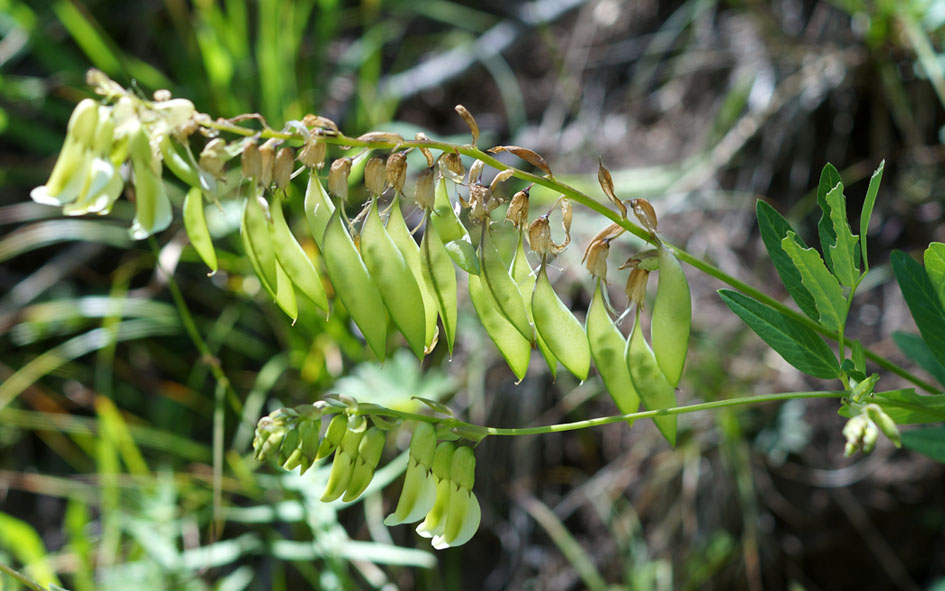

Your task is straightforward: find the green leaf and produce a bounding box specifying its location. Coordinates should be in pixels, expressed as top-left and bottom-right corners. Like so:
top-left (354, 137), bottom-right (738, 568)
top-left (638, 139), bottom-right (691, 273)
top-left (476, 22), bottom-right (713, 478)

top-left (924, 242), bottom-right (945, 308)
top-left (825, 183), bottom-right (859, 286)
top-left (901, 426), bottom-right (945, 463)
top-left (891, 250), bottom-right (945, 367)
top-left (871, 388), bottom-right (945, 424)
top-left (893, 331), bottom-right (945, 387)
top-left (718, 289), bottom-right (840, 379)
top-left (816, 163), bottom-right (843, 271)
top-left (0, 511), bottom-right (62, 588)
top-left (781, 232), bottom-right (846, 332)
top-left (755, 201), bottom-right (818, 321)
top-left (859, 160), bottom-right (884, 269)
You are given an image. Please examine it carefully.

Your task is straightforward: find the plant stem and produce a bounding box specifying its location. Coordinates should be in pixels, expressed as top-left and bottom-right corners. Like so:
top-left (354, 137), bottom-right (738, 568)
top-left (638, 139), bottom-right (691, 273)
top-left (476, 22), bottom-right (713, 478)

top-left (0, 562), bottom-right (51, 591)
top-left (197, 119), bottom-right (941, 394)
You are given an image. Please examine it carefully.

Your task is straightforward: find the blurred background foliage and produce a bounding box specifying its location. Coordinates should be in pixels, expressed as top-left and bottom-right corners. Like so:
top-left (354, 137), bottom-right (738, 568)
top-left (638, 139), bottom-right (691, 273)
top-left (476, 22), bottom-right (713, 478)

top-left (2, 0), bottom-right (945, 589)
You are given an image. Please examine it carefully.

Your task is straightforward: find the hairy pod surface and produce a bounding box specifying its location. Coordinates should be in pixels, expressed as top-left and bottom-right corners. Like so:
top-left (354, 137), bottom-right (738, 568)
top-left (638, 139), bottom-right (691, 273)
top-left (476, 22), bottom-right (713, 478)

top-left (182, 187), bottom-right (218, 274)
top-left (480, 230), bottom-right (534, 342)
top-left (626, 309), bottom-right (678, 446)
top-left (360, 198), bottom-right (428, 358)
top-left (587, 281), bottom-right (640, 416)
top-left (386, 200), bottom-right (439, 351)
top-left (532, 264), bottom-right (590, 381)
top-left (420, 216), bottom-right (458, 355)
top-left (321, 208), bottom-right (388, 359)
top-left (430, 177), bottom-right (480, 274)
top-left (650, 247), bottom-right (691, 387)
top-left (268, 197), bottom-right (330, 315)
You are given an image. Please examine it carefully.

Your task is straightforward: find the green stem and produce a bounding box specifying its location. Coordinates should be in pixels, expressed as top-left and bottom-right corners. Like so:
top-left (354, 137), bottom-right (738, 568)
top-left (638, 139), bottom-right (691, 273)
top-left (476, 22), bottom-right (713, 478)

top-left (197, 119), bottom-right (940, 394)
top-left (0, 562), bottom-right (51, 591)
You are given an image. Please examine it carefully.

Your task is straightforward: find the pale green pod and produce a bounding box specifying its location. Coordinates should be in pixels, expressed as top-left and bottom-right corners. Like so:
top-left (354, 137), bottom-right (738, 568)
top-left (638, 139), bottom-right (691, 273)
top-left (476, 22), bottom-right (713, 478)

top-left (480, 229), bottom-right (533, 341)
top-left (321, 424), bottom-right (365, 502)
top-left (242, 193), bottom-right (278, 288)
top-left (268, 197), bottom-right (330, 315)
top-left (510, 238), bottom-right (559, 378)
top-left (128, 126), bottom-right (172, 239)
top-left (386, 200), bottom-right (439, 351)
top-left (182, 187), bottom-right (218, 274)
top-left (430, 176), bottom-right (480, 274)
top-left (240, 194), bottom-right (298, 320)
top-left (360, 198), bottom-right (428, 358)
top-left (587, 281), bottom-right (640, 416)
top-left (468, 273), bottom-right (530, 381)
top-left (650, 247), bottom-right (691, 387)
top-left (321, 208), bottom-right (388, 360)
top-left (303, 171), bottom-right (335, 249)
top-left (342, 427), bottom-right (387, 501)
top-left (532, 264), bottom-right (590, 381)
top-left (626, 309), bottom-right (678, 446)
top-left (316, 414), bottom-right (348, 460)
top-left (420, 215), bottom-right (458, 355)
top-left (160, 135), bottom-right (201, 187)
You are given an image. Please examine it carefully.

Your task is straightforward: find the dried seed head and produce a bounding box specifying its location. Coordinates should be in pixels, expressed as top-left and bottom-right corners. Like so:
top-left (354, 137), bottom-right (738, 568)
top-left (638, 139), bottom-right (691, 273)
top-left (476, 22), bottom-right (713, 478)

top-left (487, 145), bottom-right (553, 176)
top-left (357, 131), bottom-right (404, 144)
top-left (328, 157), bottom-right (353, 200)
top-left (439, 152), bottom-right (465, 184)
top-left (302, 114), bottom-right (340, 134)
top-left (625, 268), bottom-right (649, 308)
top-left (386, 152), bottom-right (407, 193)
top-left (454, 105), bottom-right (480, 145)
top-left (365, 157), bottom-right (387, 195)
top-left (528, 217), bottom-right (553, 258)
top-left (489, 168), bottom-right (515, 195)
top-left (415, 133), bottom-right (434, 167)
top-left (415, 167), bottom-right (435, 210)
top-left (584, 239), bottom-right (610, 280)
top-left (258, 138), bottom-right (279, 187)
top-left (199, 138), bottom-right (228, 177)
top-left (241, 139), bottom-right (261, 179)
top-left (467, 159), bottom-right (485, 186)
top-left (299, 139), bottom-right (326, 168)
top-left (505, 189), bottom-right (530, 229)
top-left (468, 184), bottom-right (492, 223)
top-left (630, 198), bottom-right (658, 234)
top-left (274, 146), bottom-right (295, 190)
top-left (597, 160), bottom-right (627, 218)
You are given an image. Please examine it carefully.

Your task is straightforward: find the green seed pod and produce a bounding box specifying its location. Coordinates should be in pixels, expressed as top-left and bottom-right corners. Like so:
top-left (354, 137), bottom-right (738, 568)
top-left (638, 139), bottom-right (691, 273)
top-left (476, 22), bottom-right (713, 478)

top-left (468, 272), bottom-right (530, 381)
top-left (532, 264), bottom-right (591, 381)
top-left (160, 135), bottom-right (201, 188)
top-left (321, 208), bottom-right (388, 359)
top-left (587, 281), bottom-right (640, 416)
top-left (480, 229), bottom-right (533, 341)
top-left (268, 197), bottom-right (330, 315)
top-left (430, 176), bottom-right (480, 274)
top-left (199, 138), bottom-right (228, 177)
top-left (316, 414), bottom-right (348, 460)
top-left (239, 204), bottom-right (299, 320)
top-left (650, 247), bottom-right (691, 388)
top-left (420, 216), bottom-right (458, 355)
top-left (183, 187), bottom-right (218, 274)
top-left (626, 308), bottom-right (678, 447)
top-left (342, 427), bottom-right (387, 501)
top-left (387, 200), bottom-right (439, 351)
top-left (321, 423), bottom-right (365, 502)
top-left (510, 237), bottom-right (558, 377)
top-left (303, 170), bottom-right (335, 250)
top-left (360, 198), bottom-right (428, 358)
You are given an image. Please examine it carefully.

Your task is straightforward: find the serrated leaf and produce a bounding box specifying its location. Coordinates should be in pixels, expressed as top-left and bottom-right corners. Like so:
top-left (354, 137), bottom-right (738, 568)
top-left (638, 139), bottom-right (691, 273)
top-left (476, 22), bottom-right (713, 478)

top-left (901, 426), bottom-right (945, 463)
top-left (756, 201), bottom-right (819, 321)
top-left (816, 163), bottom-right (843, 271)
top-left (859, 160), bottom-right (884, 268)
top-left (892, 332), bottom-right (945, 387)
top-left (891, 250), bottom-right (945, 367)
top-left (781, 232), bottom-right (846, 333)
top-left (719, 289), bottom-right (840, 379)
top-left (870, 389), bottom-right (945, 424)
top-left (825, 183), bottom-right (859, 286)
top-left (924, 242), bottom-right (945, 308)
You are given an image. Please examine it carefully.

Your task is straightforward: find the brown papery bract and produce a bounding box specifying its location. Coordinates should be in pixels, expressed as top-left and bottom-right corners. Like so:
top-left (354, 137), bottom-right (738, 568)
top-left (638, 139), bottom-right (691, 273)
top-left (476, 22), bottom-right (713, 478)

top-left (387, 152), bottom-right (407, 193)
top-left (506, 189), bottom-right (530, 229)
top-left (328, 158), bottom-right (352, 201)
top-left (415, 167), bottom-right (435, 210)
top-left (241, 139), bottom-right (261, 180)
top-left (488, 145), bottom-right (553, 177)
top-left (274, 147), bottom-right (294, 190)
top-left (365, 157), bottom-right (387, 196)
top-left (454, 105), bottom-right (480, 146)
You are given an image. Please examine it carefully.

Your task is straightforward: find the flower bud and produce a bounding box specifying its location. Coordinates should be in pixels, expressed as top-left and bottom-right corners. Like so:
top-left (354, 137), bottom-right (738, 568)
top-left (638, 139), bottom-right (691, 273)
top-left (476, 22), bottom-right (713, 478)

top-left (274, 146), bottom-right (295, 190)
top-left (342, 427), bottom-right (387, 501)
top-left (316, 413), bottom-right (348, 460)
top-left (322, 422), bottom-right (364, 502)
top-left (298, 138), bottom-right (326, 168)
top-left (415, 167), bottom-right (435, 210)
top-left (279, 427), bottom-right (301, 466)
top-left (865, 404), bottom-right (902, 448)
top-left (328, 157), bottom-right (352, 201)
top-left (385, 422), bottom-right (438, 525)
top-left (432, 445), bottom-right (480, 549)
top-left (416, 442), bottom-right (455, 539)
top-left (505, 189), bottom-right (529, 229)
top-left (386, 151), bottom-right (407, 193)
top-left (364, 156), bottom-right (387, 196)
